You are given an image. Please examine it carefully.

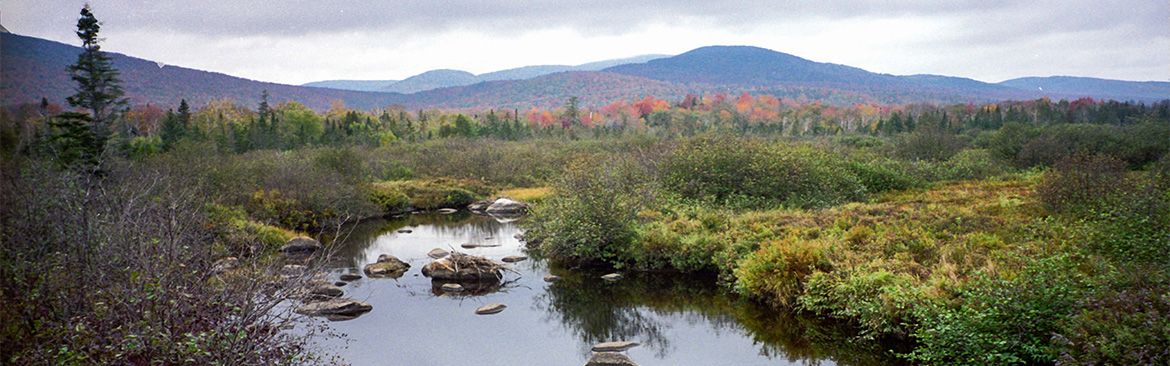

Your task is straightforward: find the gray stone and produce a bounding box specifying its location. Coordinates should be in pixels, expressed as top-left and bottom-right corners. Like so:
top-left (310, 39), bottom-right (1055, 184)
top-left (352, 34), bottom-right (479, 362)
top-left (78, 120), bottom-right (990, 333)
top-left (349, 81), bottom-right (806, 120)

top-left (440, 283), bottom-right (464, 292)
top-left (501, 255), bottom-right (527, 263)
top-left (309, 284), bottom-right (344, 298)
top-left (295, 297), bottom-right (372, 317)
top-left (436, 208), bottom-right (459, 214)
top-left (475, 303), bottom-right (506, 315)
top-left (592, 341), bottom-right (640, 352)
top-left (365, 255), bottom-right (410, 278)
top-left (333, 281), bottom-right (347, 287)
top-left (485, 198), bottom-right (529, 216)
top-left (585, 352), bottom-right (638, 366)
top-left (427, 248), bottom-right (450, 259)
top-left (279, 236), bottom-right (322, 253)
top-left (339, 272), bottom-right (363, 281)
top-left (461, 242), bottom-right (502, 249)
top-left (601, 273), bottom-right (623, 281)
top-left (543, 275), bottom-right (562, 283)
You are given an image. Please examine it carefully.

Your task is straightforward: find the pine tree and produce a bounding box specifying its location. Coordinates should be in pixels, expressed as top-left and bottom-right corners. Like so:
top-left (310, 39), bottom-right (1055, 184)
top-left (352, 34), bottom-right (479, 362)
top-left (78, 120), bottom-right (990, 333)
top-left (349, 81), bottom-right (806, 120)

top-left (65, 4), bottom-right (128, 146)
top-left (52, 4), bottom-right (128, 168)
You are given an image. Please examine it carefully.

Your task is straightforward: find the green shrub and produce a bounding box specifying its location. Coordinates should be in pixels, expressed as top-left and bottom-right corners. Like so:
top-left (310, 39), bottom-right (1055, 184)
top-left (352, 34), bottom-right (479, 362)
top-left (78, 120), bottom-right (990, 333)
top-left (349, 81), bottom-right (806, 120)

top-left (927, 148), bottom-right (1009, 181)
top-left (844, 157), bottom-right (924, 193)
top-left (662, 136), bottom-right (865, 209)
top-left (1034, 154), bottom-right (1129, 218)
top-left (799, 264), bottom-right (923, 338)
top-left (895, 128), bottom-right (964, 162)
top-left (525, 155), bottom-right (657, 264)
top-left (733, 237), bottom-right (834, 307)
top-left (1052, 269), bottom-right (1170, 365)
top-left (907, 254), bottom-right (1095, 365)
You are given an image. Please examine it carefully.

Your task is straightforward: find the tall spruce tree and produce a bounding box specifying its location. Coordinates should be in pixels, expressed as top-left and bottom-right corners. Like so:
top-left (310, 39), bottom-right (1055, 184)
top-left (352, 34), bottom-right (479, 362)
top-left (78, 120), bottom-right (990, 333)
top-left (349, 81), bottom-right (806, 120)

top-left (54, 4), bottom-right (128, 167)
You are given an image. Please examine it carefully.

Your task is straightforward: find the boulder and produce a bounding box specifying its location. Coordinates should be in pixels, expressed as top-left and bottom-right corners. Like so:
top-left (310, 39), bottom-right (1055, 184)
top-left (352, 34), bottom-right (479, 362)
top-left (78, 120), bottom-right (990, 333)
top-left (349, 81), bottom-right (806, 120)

top-left (475, 303), bottom-right (506, 315)
top-left (309, 284), bottom-right (344, 299)
top-left (501, 255), bottom-right (528, 263)
top-left (601, 273), bottom-right (623, 281)
top-left (212, 257), bottom-right (239, 274)
top-left (543, 275), bottom-right (562, 283)
top-left (485, 198), bottom-right (529, 216)
top-left (592, 341), bottom-right (640, 352)
top-left (339, 272), bottom-right (363, 281)
top-left (364, 255), bottom-right (410, 278)
top-left (279, 236), bottom-right (322, 253)
top-left (440, 283), bottom-right (464, 292)
top-left (421, 254), bottom-right (503, 281)
top-left (427, 248), bottom-right (450, 259)
top-left (585, 352), bottom-right (638, 366)
top-left (295, 297), bottom-right (372, 317)
top-left (467, 199), bottom-right (493, 212)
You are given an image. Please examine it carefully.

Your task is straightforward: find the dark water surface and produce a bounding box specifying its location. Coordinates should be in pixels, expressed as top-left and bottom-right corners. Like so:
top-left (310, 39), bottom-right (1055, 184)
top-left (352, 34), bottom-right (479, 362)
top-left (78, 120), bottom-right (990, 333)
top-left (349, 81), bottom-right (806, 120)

top-left (305, 213), bottom-right (905, 366)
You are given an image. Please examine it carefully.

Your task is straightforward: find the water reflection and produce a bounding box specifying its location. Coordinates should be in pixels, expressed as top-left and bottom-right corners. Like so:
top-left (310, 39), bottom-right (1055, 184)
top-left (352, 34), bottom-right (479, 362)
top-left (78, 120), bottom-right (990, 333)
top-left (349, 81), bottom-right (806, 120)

top-left (315, 213), bottom-right (907, 366)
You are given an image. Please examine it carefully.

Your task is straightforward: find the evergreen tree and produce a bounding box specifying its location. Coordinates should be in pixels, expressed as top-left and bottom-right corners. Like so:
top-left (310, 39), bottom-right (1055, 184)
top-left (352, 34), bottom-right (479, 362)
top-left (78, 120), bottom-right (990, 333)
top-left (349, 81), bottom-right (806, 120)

top-left (51, 4), bottom-right (127, 168)
top-left (64, 4), bottom-right (128, 148)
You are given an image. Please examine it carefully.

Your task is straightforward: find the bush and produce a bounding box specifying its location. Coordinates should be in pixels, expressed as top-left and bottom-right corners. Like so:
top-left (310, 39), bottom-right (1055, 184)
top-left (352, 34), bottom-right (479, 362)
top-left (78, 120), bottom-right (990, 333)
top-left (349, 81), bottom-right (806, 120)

top-left (733, 236), bottom-right (834, 307)
top-left (907, 254), bottom-right (1095, 365)
top-left (1053, 269), bottom-right (1170, 365)
top-left (662, 136), bottom-right (865, 209)
top-left (525, 155), bottom-right (657, 265)
top-left (366, 178), bottom-right (487, 212)
top-left (1034, 154), bottom-right (1130, 218)
top-left (799, 264), bottom-right (924, 338)
top-left (844, 157), bottom-right (924, 193)
top-left (895, 128), bottom-right (964, 162)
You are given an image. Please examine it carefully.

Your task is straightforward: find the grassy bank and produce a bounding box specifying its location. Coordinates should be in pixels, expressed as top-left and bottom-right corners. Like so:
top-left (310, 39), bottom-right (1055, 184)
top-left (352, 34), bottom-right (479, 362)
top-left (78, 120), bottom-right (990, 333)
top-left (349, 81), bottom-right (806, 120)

top-left (524, 134), bottom-right (1170, 365)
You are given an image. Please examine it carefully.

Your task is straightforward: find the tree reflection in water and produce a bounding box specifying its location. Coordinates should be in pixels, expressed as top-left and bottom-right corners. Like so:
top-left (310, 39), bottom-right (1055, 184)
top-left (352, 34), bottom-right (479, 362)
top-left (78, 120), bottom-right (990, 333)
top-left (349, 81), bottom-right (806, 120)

top-left (536, 268), bottom-right (909, 365)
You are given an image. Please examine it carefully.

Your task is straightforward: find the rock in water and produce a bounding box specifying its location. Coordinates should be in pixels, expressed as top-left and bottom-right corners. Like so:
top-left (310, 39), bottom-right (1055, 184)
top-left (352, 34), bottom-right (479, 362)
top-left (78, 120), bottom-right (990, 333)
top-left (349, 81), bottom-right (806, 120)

top-left (440, 283), bottom-right (464, 292)
top-left (485, 198), bottom-right (529, 216)
top-left (501, 255), bottom-right (527, 263)
top-left (475, 303), bottom-right (506, 315)
top-left (364, 255), bottom-right (410, 278)
top-left (543, 275), bottom-right (562, 283)
top-left (461, 242), bottom-right (501, 249)
top-left (308, 284), bottom-right (344, 299)
top-left (279, 236), bottom-right (322, 253)
top-left (592, 341), bottom-right (640, 352)
top-left (339, 272), bottom-right (363, 281)
top-left (295, 297), bottom-right (373, 317)
top-left (397, 229), bottom-right (413, 234)
top-left (585, 352), bottom-right (638, 366)
top-left (436, 208), bottom-right (458, 214)
top-left (601, 273), bottom-right (623, 281)
top-left (427, 248), bottom-right (450, 259)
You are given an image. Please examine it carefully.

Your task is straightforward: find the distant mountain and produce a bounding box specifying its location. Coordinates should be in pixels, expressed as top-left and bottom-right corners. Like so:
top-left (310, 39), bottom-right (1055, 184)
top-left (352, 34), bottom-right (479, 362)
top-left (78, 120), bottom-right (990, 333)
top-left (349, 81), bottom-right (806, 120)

top-left (380, 69), bottom-right (480, 94)
top-left (0, 32), bottom-right (404, 111)
top-left (302, 79), bottom-right (398, 92)
top-left (998, 76), bottom-right (1170, 102)
top-left (605, 46), bottom-right (896, 86)
top-left (308, 54), bottom-right (670, 92)
top-left (5, 32), bottom-right (1163, 113)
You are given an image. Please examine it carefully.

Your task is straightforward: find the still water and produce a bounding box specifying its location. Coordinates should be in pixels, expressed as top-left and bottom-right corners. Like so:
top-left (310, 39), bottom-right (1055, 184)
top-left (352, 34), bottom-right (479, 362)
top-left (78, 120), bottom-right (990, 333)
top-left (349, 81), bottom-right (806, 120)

top-left (305, 212), bottom-right (905, 366)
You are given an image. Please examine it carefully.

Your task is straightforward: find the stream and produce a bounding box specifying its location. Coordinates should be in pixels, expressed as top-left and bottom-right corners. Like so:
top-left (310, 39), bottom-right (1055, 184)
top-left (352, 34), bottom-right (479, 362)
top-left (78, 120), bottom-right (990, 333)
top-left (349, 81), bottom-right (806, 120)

top-left (302, 212), bottom-right (907, 366)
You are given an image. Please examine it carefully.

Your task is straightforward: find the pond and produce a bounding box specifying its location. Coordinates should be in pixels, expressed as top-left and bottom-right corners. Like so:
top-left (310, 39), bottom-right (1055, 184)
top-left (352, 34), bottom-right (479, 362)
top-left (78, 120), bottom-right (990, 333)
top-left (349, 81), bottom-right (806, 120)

top-left (303, 212), bottom-right (907, 366)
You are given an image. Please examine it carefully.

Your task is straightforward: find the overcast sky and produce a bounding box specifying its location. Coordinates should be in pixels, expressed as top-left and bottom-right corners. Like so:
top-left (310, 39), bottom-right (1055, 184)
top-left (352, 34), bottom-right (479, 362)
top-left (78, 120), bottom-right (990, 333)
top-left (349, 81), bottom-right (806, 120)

top-left (4, 1), bottom-right (1167, 86)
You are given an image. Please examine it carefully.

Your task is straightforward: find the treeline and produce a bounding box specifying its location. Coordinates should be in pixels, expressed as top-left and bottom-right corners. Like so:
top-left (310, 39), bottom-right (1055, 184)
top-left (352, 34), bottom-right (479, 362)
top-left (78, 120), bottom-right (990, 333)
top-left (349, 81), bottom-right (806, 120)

top-left (3, 92), bottom-right (1167, 161)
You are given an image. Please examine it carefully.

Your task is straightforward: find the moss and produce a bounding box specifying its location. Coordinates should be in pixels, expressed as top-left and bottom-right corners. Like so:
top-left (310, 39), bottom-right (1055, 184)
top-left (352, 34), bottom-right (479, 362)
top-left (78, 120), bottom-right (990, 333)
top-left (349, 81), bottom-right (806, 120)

top-left (366, 178), bottom-right (491, 212)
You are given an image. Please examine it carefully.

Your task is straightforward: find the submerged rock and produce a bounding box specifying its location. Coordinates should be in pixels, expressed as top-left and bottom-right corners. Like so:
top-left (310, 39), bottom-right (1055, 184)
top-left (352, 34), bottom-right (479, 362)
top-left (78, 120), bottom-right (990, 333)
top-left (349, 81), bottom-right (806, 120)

top-left (592, 341), bottom-right (640, 352)
top-left (585, 352), bottom-right (637, 366)
top-left (279, 236), bottom-right (322, 253)
top-left (295, 297), bottom-right (372, 317)
top-left (475, 303), bottom-right (506, 315)
top-left (460, 242), bottom-right (501, 249)
top-left (543, 275), bottom-right (562, 283)
top-left (501, 255), bottom-right (527, 263)
top-left (308, 284), bottom-right (344, 299)
top-left (440, 283), bottom-right (464, 292)
top-left (339, 272), bottom-right (363, 281)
